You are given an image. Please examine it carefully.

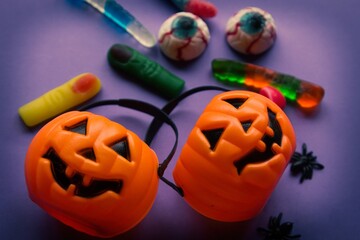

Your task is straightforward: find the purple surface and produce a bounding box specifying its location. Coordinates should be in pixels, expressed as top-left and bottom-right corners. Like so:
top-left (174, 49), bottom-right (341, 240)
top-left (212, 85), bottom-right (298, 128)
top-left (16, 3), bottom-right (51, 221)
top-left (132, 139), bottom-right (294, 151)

top-left (1, 0), bottom-right (359, 239)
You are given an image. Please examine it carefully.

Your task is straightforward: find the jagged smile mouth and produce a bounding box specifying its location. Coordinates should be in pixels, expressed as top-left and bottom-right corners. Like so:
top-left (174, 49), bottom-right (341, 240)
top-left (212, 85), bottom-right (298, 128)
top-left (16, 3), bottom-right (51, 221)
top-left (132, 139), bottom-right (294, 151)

top-left (43, 148), bottom-right (123, 198)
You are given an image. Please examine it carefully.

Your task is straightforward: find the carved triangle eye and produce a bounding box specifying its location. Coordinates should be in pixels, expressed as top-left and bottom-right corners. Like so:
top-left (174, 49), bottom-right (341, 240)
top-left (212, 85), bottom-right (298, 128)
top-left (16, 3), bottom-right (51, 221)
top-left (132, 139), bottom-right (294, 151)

top-left (64, 119), bottom-right (87, 135)
top-left (78, 148), bottom-right (96, 161)
top-left (202, 128), bottom-right (225, 151)
top-left (241, 120), bottom-right (252, 133)
top-left (223, 98), bottom-right (248, 109)
top-left (109, 138), bottom-right (130, 162)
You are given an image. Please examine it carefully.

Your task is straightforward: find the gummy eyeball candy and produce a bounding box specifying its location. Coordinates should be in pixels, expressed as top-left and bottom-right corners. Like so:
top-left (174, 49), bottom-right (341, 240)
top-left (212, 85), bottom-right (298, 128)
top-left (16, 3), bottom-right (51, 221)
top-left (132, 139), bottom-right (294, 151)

top-left (158, 12), bottom-right (210, 61)
top-left (226, 7), bottom-right (276, 55)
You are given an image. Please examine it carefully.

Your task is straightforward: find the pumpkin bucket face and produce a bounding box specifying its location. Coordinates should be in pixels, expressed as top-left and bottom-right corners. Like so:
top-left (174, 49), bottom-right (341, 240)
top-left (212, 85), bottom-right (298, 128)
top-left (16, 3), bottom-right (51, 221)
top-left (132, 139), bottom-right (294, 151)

top-left (173, 91), bottom-right (296, 222)
top-left (25, 111), bottom-right (159, 238)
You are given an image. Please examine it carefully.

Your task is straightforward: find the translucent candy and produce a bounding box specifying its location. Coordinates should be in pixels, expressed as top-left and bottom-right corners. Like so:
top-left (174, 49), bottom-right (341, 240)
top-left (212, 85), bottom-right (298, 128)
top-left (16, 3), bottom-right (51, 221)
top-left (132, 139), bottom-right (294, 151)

top-left (212, 59), bottom-right (325, 109)
top-left (84, 0), bottom-right (156, 47)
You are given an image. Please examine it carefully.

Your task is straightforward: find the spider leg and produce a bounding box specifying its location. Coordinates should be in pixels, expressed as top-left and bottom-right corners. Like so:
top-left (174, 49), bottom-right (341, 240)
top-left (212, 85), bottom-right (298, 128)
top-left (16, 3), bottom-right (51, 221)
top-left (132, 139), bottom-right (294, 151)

top-left (268, 216), bottom-right (277, 228)
top-left (275, 213), bottom-right (283, 226)
top-left (302, 165), bottom-right (311, 174)
top-left (301, 143), bottom-right (307, 155)
top-left (302, 166), bottom-right (312, 181)
top-left (301, 166), bottom-right (313, 181)
top-left (312, 162), bottom-right (324, 170)
top-left (290, 161), bottom-right (303, 172)
top-left (306, 151), bottom-right (314, 158)
top-left (290, 152), bottom-right (301, 162)
top-left (300, 167), bottom-right (310, 183)
top-left (287, 234), bottom-right (302, 239)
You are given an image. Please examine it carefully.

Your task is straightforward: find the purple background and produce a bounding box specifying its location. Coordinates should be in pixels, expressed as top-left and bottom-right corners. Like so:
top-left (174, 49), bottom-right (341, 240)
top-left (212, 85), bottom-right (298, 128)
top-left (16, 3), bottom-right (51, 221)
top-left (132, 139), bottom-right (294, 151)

top-left (1, 0), bottom-right (359, 239)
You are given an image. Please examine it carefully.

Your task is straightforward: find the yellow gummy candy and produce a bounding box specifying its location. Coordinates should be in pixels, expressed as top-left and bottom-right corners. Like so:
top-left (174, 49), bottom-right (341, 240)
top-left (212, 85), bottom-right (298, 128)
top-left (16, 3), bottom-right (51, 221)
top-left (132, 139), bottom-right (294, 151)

top-left (18, 73), bottom-right (102, 127)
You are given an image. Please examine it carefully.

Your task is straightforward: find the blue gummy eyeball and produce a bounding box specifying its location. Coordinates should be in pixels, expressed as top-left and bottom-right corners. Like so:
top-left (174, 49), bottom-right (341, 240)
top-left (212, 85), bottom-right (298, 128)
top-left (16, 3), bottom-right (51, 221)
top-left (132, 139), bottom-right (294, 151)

top-left (226, 7), bottom-right (276, 55)
top-left (171, 16), bottom-right (198, 39)
top-left (158, 12), bottom-right (210, 61)
top-left (240, 12), bottom-right (266, 35)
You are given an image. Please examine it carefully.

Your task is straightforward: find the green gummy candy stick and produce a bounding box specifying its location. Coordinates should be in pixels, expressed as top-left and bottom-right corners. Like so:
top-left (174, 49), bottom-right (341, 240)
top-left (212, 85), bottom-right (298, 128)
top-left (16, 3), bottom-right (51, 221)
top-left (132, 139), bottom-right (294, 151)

top-left (108, 44), bottom-right (185, 99)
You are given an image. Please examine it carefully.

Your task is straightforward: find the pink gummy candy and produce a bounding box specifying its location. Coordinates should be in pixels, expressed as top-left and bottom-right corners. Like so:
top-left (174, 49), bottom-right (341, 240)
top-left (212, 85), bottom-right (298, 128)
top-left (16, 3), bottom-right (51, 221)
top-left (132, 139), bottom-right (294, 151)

top-left (259, 86), bottom-right (286, 109)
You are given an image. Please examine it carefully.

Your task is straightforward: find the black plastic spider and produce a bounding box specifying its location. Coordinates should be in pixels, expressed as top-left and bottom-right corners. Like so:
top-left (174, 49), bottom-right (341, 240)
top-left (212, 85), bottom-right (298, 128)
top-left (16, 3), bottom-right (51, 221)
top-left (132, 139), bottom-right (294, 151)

top-left (290, 143), bottom-right (324, 183)
top-left (257, 213), bottom-right (301, 240)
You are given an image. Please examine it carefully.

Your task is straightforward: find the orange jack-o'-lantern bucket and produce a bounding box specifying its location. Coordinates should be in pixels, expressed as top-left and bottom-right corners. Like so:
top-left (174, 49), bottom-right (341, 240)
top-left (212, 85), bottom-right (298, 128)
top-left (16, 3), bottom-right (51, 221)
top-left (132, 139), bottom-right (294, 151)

top-left (25, 99), bottom-right (178, 238)
top-left (172, 90), bottom-right (296, 221)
